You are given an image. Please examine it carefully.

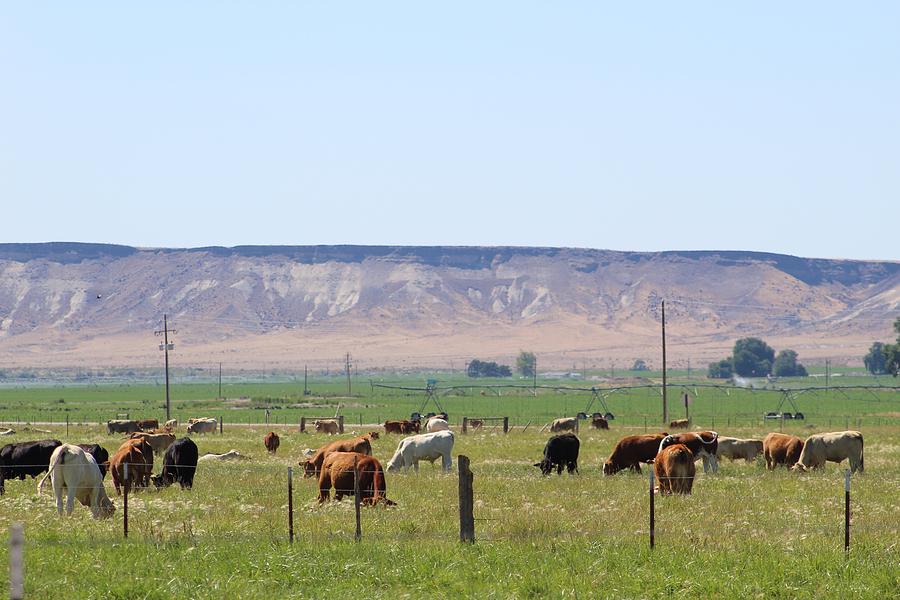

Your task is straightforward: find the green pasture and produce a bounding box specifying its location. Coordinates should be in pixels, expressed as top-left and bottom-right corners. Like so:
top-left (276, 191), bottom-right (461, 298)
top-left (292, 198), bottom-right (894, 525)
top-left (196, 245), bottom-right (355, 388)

top-left (0, 420), bottom-right (897, 598)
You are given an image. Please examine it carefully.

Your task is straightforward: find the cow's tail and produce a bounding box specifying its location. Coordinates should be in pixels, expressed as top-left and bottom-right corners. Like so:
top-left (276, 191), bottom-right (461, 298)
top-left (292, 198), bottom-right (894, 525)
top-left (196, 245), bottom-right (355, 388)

top-left (38, 448), bottom-right (64, 495)
top-left (371, 461), bottom-right (386, 500)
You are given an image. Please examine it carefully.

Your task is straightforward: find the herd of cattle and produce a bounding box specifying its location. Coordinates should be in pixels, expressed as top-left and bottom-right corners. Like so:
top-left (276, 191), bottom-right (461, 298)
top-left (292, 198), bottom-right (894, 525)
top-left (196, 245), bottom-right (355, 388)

top-left (0, 412), bottom-right (866, 520)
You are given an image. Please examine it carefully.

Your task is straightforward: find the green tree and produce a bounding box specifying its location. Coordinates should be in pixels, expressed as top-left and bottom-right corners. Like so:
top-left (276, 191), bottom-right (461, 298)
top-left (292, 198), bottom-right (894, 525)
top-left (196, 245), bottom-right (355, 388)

top-left (732, 337), bottom-right (775, 377)
top-left (772, 349), bottom-right (807, 377)
top-left (707, 359), bottom-right (733, 379)
top-left (884, 317), bottom-right (900, 377)
top-left (630, 359), bottom-right (649, 372)
top-left (516, 351), bottom-right (536, 377)
top-left (467, 359), bottom-right (512, 378)
top-left (864, 342), bottom-right (887, 374)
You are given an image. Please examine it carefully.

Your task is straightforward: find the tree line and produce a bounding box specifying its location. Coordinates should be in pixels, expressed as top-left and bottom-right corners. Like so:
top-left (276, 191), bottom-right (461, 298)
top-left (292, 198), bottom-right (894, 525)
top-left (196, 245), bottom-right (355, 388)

top-left (863, 316), bottom-right (900, 376)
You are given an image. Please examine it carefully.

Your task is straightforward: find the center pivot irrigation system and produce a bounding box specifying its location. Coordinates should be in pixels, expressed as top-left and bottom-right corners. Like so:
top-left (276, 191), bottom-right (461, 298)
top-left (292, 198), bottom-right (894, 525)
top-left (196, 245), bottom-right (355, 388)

top-left (369, 380), bottom-right (900, 422)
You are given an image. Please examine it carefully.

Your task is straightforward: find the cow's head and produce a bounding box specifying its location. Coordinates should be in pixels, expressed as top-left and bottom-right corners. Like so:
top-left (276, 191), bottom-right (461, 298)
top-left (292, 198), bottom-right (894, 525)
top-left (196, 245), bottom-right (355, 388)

top-left (602, 461), bottom-right (619, 476)
top-left (151, 472), bottom-right (174, 489)
top-left (533, 459), bottom-right (553, 476)
top-left (96, 496), bottom-right (116, 519)
top-left (314, 421), bottom-right (323, 432)
top-left (367, 431), bottom-right (380, 440)
top-left (299, 460), bottom-right (317, 478)
top-left (791, 463), bottom-right (808, 473)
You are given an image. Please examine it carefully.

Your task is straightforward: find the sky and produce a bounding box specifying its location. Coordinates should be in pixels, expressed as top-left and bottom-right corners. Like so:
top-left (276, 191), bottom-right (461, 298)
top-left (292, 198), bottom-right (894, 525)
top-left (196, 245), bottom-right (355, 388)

top-left (1, 3), bottom-right (898, 260)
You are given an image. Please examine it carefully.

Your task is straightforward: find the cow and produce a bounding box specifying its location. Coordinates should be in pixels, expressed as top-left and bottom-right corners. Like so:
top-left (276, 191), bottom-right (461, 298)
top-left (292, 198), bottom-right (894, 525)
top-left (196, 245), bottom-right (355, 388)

top-left (164, 419), bottom-right (178, 430)
top-left (107, 420), bottom-right (141, 435)
top-left (151, 438), bottom-right (199, 490)
top-left (0, 439), bottom-right (62, 495)
top-left (716, 437), bottom-right (764, 462)
top-left (533, 433), bottom-right (580, 476)
top-left (654, 443), bottom-right (696, 495)
top-left (317, 451), bottom-right (395, 505)
top-left (187, 419), bottom-right (217, 434)
top-left (603, 433), bottom-right (668, 476)
top-left (425, 418), bottom-right (450, 432)
top-left (793, 431), bottom-right (864, 473)
top-left (426, 412), bottom-right (449, 421)
top-left (404, 419), bottom-right (421, 434)
top-left (198, 450), bottom-right (249, 461)
top-left (669, 419), bottom-right (690, 429)
top-left (658, 431), bottom-right (719, 474)
top-left (383, 421), bottom-right (405, 434)
top-left (77, 444), bottom-right (110, 479)
top-left (590, 416), bottom-right (609, 430)
top-left (386, 430), bottom-right (454, 473)
top-left (264, 432), bottom-right (280, 454)
top-left (314, 419), bottom-right (340, 435)
top-left (549, 417), bottom-right (577, 433)
top-left (37, 444), bottom-right (115, 519)
top-left (467, 419), bottom-right (484, 431)
top-left (108, 439), bottom-right (152, 495)
top-left (129, 432), bottom-right (176, 456)
top-left (762, 433), bottom-right (804, 470)
top-left (136, 419), bottom-right (159, 431)
top-left (300, 433), bottom-right (377, 478)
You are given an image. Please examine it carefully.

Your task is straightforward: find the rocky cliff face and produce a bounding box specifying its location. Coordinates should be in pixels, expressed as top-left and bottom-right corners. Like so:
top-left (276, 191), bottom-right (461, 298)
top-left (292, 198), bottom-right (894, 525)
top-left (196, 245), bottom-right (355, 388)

top-left (0, 243), bottom-right (897, 369)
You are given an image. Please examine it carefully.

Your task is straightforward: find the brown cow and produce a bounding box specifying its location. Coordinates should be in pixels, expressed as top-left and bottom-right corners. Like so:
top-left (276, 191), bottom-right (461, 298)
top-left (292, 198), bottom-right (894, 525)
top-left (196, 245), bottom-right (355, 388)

top-left (669, 419), bottom-right (690, 429)
top-left (300, 433), bottom-right (378, 478)
top-left (314, 419), bottom-right (340, 435)
top-left (658, 431), bottom-right (719, 473)
top-left (590, 416), bottom-right (609, 430)
top-left (108, 439), bottom-right (152, 495)
top-left (468, 419), bottom-right (484, 431)
top-left (136, 419), bottom-right (159, 431)
top-left (264, 432), bottom-right (280, 455)
top-left (383, 421), bottom-right (404, 434)
top-left (603, 433), bottom-right (668, 475)
top-left (129, 432), bottom-right (176, 456)
top-left (402, 420), bottom-right (421, 434)
top-left (654, 443), bottom-right (696, 495)
top-left (317, 451), bottom-right (395, 505)
top-left (763, 433), bottom-right (804, 470)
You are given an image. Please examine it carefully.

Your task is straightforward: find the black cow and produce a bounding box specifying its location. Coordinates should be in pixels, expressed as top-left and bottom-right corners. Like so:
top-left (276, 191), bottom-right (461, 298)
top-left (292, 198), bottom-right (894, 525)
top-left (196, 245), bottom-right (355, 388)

top-left (0, 439), bottom-right (63, 495)
top-left (77, 444), bottom-right (110, 479)
top-left (534, 433), bottom-right (580, 476)
top-left (151, 438), bottom-right (198, 490)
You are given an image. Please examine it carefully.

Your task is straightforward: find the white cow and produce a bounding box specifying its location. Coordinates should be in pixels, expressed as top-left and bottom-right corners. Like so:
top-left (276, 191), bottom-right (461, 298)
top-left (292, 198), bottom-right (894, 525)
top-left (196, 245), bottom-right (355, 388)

top-left (549, 417), bottom-right (577, 433)
top-left (198, 449), bottom-right (249, 462)
top-left (386, 430), bottom-right (454, 473)
top-left (794, 431), bottom-right (864, 473)
top-left (425, 418), bottom-right (450, 432)
top-left (187, 419), bottom-right (217, 434)
top-left (38, 444), bottom-right (115, 519)
top-left (716, 437), bottom-right (764, 462)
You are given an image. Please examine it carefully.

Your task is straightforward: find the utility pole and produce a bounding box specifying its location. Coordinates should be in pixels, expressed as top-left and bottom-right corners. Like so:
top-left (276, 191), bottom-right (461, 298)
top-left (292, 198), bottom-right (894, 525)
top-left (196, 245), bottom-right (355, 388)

top-left (218, 362), bottom-right (222, 400)
top-left (687, 358), bottom-right (692, 379)
top-left (154, 314), bottom-right (176, 421)
top-left (533, 355), bottom-right (537, 394)
top-left (825, 359), bottom-right (831, 389)
top-left (304, 364), bottom-right (309, 396)
top-left (661, 300), bottom-right (668, 424)
top-left (345, 353), bottom-right (352, 397)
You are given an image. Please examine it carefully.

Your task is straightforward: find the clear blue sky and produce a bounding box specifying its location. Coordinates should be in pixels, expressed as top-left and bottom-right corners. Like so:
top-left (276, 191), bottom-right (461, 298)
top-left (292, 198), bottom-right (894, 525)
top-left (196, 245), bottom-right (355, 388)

top-left (2, 3), bottom-right (898, 259)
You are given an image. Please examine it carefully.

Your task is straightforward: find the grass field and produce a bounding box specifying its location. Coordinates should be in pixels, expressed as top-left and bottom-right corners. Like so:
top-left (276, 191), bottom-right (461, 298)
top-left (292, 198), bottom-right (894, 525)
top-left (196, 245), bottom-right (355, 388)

top-left (0, 379), bottom-right (898, 598)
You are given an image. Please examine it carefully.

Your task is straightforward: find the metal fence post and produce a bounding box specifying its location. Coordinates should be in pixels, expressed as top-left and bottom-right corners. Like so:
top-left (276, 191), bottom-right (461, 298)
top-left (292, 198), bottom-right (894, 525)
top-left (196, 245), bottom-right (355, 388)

top-left (844, 470), bottom-right (851, 552)
top-left (503, 416), bottom-right (509, 434)
top-left (649, 467), bottom-right (655, 549)
top-left (287, 467), bottom-right (294, 544)
top-left (123, 463), bottom-right (129, 539)
top-left (9, 523), bottom-right (24, 600)
top-left (458, 455), bottom-right (474, 543)
top-left (354, 456), bottom-right (361, 542)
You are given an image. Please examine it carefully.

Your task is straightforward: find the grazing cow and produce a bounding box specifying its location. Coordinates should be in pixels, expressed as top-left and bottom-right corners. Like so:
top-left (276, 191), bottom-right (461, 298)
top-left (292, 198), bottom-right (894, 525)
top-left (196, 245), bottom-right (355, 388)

top-left (198, 450), bottom-right (249, 461)
top-left (0, 439), bottom-right (62, 495)
top-left (426, 412), bottom-right (449, 421)
top-left (317, 451), bottom-right (395, 505)
top-left (762, 433), bottom-right (804, 470)
top-left (590, 416), bottom-right (609, 430)
top-left (136, 419), bottom-right (159, 431)
top-left (129, 432), bottom-right (176, 456)
top-left (164, 419), bottom-right (178, 430)
top-left (603, 433), bottom-right (668, 476)
top-left (533, 433), bottom-right (580, 476)
top-left (793, 431), bottom-right (864, 473)
top-left (658, 431), bottom-right (719, 474)
top-left (77, 444), bottom-right (110, 479)
top-left (187, 419), bottom-right (217, 434)
top-left (38, 444), bottom-right (115, 519)
top-left (383, 421), bottom-right (405, 434)
top-left (264, 432), bottom-right (280, 454)
top-left (107, 420), bottom-right (141, 435)
top-left (405, 419), bottom-right (421, 434)
top-left (314, 419), bottom-right (340, 435)
top-left (669, 419), bottom-right (690, 429)
top-left (549, 417), bottom-right (577, 433)
top-left (108, 439), bottom-right (152, 495)
top-left (716, 437), bottom-right (764, 462)
top-left (300, 433), bottom-right (377, 478)
top-left (386, 430), bottom-right (454, 473)
top-left (654, 443), bottom-right (696, 495)
top-left (467, 419), bottom-right (484, 431)
top-left (151, 438), bottom-right (199, 490)
top-left (425, 418), bottom-right (450, 432)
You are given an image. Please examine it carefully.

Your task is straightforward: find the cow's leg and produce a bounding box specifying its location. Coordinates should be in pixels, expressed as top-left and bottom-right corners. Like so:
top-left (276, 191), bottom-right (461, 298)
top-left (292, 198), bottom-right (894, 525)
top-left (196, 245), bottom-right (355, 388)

top-left (53, 476), bottom-right (65, 515)
top-left (442, 453), bottom-right (451, 473)
top-left (317, 471), bottom-right (331, 503)
top-left (413, 460), bottom-right (419, 474)
top-left (65, 485), bottom-right (76, 515)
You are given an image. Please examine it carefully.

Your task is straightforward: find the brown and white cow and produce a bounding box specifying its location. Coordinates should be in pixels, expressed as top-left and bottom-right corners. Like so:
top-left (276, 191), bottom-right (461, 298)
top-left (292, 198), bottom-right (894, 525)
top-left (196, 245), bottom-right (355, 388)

top-left (668, 419), bottom-right (690, 429)
top-left (716, 437), bottom-right (764, 462)
top-left (793, 431), bottom-right (864, 473)
top-left (314, 419), bottom-right (340, 435)
top-left (658, 431), bottom-right (719, 473)
top-left (654, 443), bottom-right (696, 495)
top-left (264, 432), bottom-right (280, 454)
top-left (317, 451), bottom-right (394, 505)
top-left (549, 417), bottom-right (577, 433)
top-left (762, 433), bottom-right (803, 470)
top-left (590, 416), bottom-right (609, 430)
top-left (603, 433), bottom-right (668, 475)
top-left (300, 433), bottom-right (377, 478)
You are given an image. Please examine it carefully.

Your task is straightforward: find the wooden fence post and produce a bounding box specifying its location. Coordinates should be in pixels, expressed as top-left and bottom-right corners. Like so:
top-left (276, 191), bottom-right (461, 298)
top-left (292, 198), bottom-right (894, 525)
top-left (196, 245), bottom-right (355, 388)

top-left (462, 417), bottom-right (468, 434)
top-left (65, 414), bottom-right (69, 438)
top-left (123, 463), bottom-right (129, 539)
top-left (339, 415), bottom-right (345, 434)
top-left (844, 470), bottom-right (851, 552)
top-left (288, 467), bottom-right (294, 544)
top-left (220, 416), bottom-right (223, 435)
top-left (9, 523), bottom-right (24, 600)
top-left (458, 455), bottom-right (474, 543)
top-left (503, 416), bottom-right (509, 434)
top-left (354, 456), bottom-right (362, 542)
top-left (649, 467), bottom-right (655, 549)
top-left (300, 417), bottom-right (306, 433)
